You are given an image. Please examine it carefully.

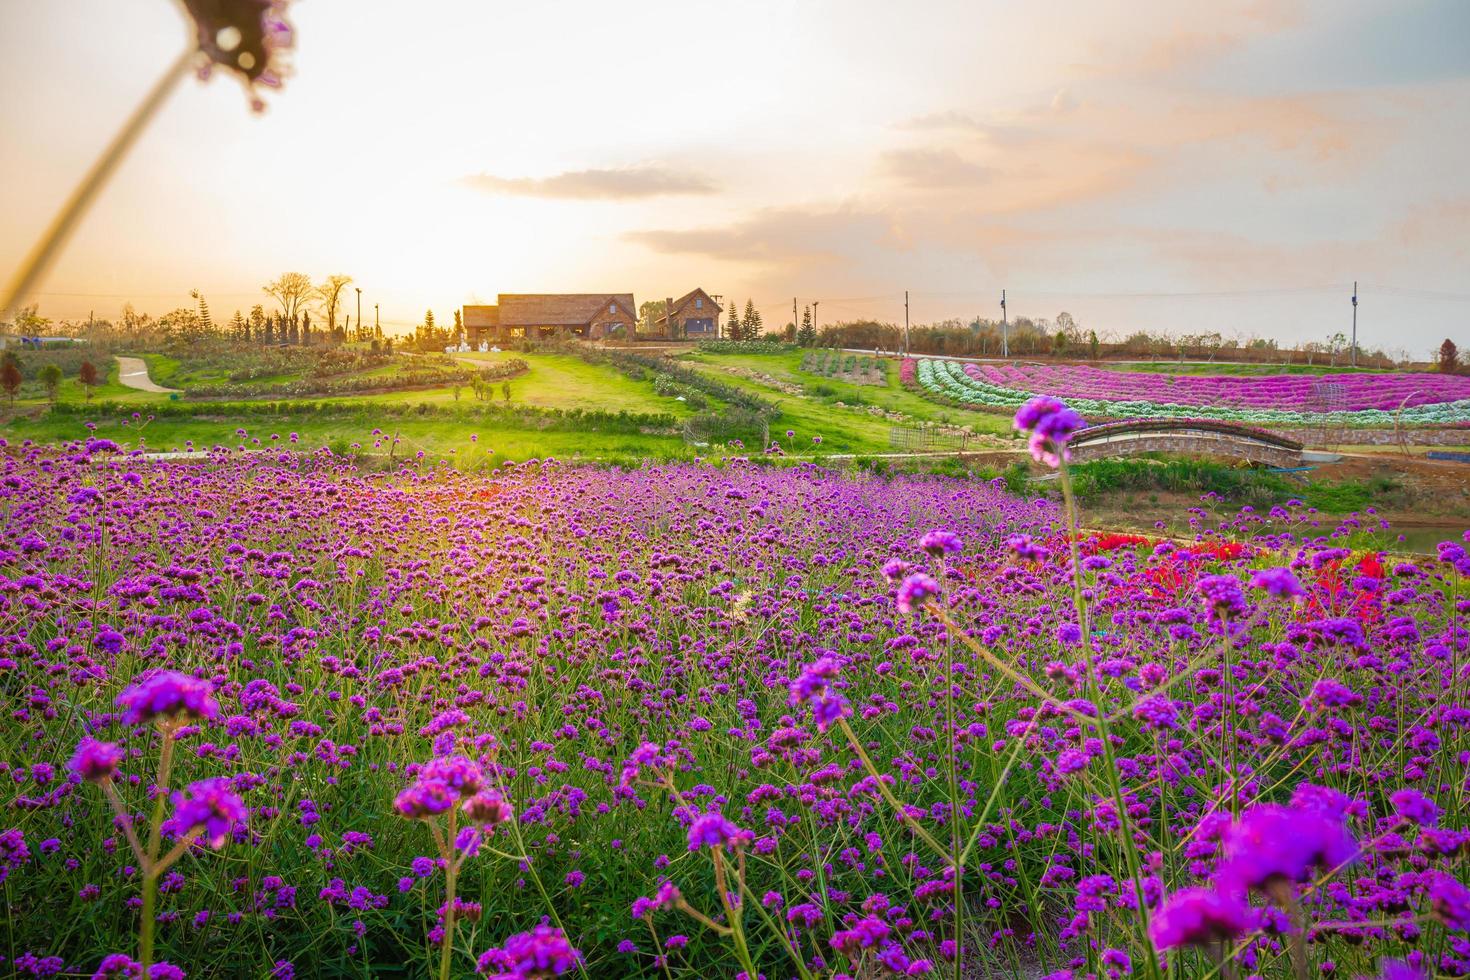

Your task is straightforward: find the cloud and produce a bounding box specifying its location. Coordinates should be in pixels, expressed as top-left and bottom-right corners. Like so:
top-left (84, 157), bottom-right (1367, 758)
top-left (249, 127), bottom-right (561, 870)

top-left (878, 148), bottom-right (995, 189)
top-left (1079, 0), bottom-right (1305, 78)
top-left (460, 164), bottom-right (718, 200)
top-left (626, 206), bottom-right (904, 266)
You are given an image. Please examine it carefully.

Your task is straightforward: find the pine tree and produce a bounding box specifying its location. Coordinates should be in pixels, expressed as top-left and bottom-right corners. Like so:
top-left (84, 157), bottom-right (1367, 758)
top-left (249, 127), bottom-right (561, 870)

top-left (231, 310), bottom-right (246, 340)
top-left (301, 311), bottom-right (312, 345)
top-left (742, 299), bottom-right (762, 340)
top-left (250, 305), bottom-right (266, 343)
top-left (264, 315), bottom-right (275, 345)
top-left (727, 303), bottom-right (743, 341)
top-left (190, 289), bottom-right (213, 334)
top-left (797, 306), bottom-right (816, 347)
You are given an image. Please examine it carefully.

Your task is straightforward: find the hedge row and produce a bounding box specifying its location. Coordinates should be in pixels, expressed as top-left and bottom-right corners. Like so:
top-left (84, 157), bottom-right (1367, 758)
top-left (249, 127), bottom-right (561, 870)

top-left (46, 399), bottom-right (676, 435)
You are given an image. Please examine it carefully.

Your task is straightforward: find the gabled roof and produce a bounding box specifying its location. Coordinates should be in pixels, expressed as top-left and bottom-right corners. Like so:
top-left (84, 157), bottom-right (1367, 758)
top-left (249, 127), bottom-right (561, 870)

top-left (497, 294), bottom-right (635, 326)
top-left (654, 288), bottom-right (721, 325)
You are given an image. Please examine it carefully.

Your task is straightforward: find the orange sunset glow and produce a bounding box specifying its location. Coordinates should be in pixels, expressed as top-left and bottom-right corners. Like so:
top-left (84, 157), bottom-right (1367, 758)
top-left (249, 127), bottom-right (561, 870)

top-left (2, 0), bottom-right (1467, 350)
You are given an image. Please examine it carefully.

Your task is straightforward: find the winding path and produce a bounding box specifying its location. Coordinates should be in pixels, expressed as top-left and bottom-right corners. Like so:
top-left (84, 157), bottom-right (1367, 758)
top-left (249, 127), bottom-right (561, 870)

top-left (115, 355), bottom-right (180, 394)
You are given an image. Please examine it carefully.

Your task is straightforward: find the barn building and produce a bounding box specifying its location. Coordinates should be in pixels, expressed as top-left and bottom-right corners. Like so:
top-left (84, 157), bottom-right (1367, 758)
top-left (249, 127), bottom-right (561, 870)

top-left (463, 293), bottom-right (637, 345)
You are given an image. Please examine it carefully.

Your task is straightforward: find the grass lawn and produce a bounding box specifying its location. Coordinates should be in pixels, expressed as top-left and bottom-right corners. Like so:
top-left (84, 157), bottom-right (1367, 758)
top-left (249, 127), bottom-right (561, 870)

top-left (5, 357), bottom-right (168, 409)
top-left (451, 351), bottom-right (698, 415)
top-left (2, 352), bottom-right (703, 462)
top-left (138, 352), bottom-right (242, 388)
top-left (2, 409), bottom-right (695, 465)
top-left (681, 349), bottom-right (1015, 447)
top-left (3, 349), bottom-right (1016, 462)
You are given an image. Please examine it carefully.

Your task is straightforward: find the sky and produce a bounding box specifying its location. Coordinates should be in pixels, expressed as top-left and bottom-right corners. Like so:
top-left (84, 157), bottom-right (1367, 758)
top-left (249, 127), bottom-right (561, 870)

top-left (1, 0), bottom-right (1468, 354)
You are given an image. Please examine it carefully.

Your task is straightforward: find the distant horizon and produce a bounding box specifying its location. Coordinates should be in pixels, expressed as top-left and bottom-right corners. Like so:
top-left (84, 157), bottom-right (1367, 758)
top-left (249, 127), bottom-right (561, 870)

top-left (3, 0), bottom-right (1468, 355)
top-left (6, 281), bottom-right (1459, 360)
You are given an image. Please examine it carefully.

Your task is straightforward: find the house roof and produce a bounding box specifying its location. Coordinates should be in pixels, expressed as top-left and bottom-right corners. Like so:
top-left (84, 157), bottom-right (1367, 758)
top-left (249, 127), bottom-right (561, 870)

top-left (463, 305), bottom-right (500, 328)
top-left (497, 294), bottom-right (635, 326)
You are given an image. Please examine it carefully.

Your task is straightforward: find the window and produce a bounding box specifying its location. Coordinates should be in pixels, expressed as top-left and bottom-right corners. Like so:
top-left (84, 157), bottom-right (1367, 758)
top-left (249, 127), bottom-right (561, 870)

top-left (695, 298), bottom-right (703, 309)
top-left (609, 303), bottom-right (616, 314)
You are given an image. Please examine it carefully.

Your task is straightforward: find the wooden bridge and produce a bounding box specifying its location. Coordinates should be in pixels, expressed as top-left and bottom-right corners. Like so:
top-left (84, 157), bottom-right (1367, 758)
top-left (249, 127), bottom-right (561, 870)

top-left (1067, 419), bottom-right (1303, 468)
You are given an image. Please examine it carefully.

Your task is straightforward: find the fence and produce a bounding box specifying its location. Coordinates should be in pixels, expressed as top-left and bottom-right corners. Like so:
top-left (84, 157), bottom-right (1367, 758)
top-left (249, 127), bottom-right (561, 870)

top-left (888, 426), bottom-right (973, 453)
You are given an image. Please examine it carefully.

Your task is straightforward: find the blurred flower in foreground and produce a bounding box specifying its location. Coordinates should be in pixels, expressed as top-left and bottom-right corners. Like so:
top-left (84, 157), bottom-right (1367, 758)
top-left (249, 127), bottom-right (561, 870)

top-left (180, 0), bottom-right (295, 111)
top-left (2, 0), bottom-right (296, 317)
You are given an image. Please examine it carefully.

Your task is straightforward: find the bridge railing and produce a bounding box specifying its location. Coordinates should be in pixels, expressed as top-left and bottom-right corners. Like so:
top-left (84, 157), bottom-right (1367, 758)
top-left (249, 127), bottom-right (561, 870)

top-left (1072, 418), bottom-right (1303, 452)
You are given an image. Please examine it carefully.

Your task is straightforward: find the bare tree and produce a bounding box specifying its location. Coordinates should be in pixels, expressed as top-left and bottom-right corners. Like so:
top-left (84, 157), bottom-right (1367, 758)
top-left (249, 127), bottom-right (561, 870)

top-left (263, 272), bottom-right (314, 319)
top-left (315, 275), bottom-right (353, 336)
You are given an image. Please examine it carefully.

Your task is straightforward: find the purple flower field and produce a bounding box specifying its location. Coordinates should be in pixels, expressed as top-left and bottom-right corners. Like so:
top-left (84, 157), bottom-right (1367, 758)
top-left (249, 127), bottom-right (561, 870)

top-left (977, 365), bottom-right (1470, 413)
top-left (2, 429), bottom-right (1468, 979)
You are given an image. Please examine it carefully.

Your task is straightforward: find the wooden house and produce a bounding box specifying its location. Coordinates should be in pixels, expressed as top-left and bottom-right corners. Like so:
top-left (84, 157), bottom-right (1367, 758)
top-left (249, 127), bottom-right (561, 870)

top-left (463, 293), bottom-right (636, 345)
top-left (653, 288), bottom-right (721, 338)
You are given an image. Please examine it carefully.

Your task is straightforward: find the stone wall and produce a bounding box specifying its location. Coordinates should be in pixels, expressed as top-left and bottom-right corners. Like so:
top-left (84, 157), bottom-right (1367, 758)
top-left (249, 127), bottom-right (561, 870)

top-left (1070, 430), bottom-right (1302, 468)
top-left (1276, 427), bottom-right (1470, 448)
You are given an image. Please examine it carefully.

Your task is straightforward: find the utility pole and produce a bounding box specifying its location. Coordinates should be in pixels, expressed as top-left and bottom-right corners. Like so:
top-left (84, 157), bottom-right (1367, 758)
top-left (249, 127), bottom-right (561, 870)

top-left (374, 304), bottom-right (379, 333)
top-left (1351, 281), bottom-right (1358, 367)
top-left (893, 293), bottom-right (905, 358)
top-left (1001, 289), bottom-right (1008, 359)
top-left (811, 300), bottom-right (819, 336)
top-left (793, 297), bottom-right (798, 342)
top-left (356, 288), bottom-right (362, 342)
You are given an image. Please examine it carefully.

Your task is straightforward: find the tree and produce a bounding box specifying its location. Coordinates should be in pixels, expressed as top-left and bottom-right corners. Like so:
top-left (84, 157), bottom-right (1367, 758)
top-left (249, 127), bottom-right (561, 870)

top-left (501, 380), bottom-right (511, 402)
top-left (230, 309), bottom-right (246, 340)
top-left (797, 306), bottom-right (816, 347)
top-left (1054, 330), bottom-right (1069, 355)
top-left (78, 360), bottom-right (99, 400)
top-left (1440, 339), bottom-right (1459, 374)
top-left (453, 310), bottom-right (464, 346)
top-left (263, 272), bottom-right (314, 319)
top-left (315, 275), bottom-right (353, 337)
top-left (742, 299), bottom-right (762, 340)
top-left (190, 289), bottom-right (214, 335)
top-left (726, 304), bottom-right (744, 341)
top-left (249, 305), bottom-right (266, 343)
top-left (8, 305), bottom-right (50, 335)
top-left (38, 363), bottom-right (62, 402)
top-left (1088, 330), bottom-right (1100, 360)
top-left (1, 353), bottom-right (21, 403)
top-left (1326, 331), bottom-right (1347, 367)
top-left (638, 300), bottom-right (663, 336)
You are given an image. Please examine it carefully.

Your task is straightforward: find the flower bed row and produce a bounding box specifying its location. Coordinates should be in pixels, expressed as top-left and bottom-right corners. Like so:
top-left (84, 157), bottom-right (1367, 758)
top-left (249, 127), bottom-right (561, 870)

top-left (908, 358), bottom-right (1470, 427)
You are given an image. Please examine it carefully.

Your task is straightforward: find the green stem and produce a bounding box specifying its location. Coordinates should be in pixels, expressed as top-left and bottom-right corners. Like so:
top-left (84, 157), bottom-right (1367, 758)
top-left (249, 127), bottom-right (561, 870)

top-left (139, 731), bottom-right (177, 973)
top-left (440, 809), bottom-right (458, 980)
top-left (937, 565), bottom-right (963, 980)
top-left (714, 849), bottom-right (759, 980)
top-left (1058, 460), bottom-right (1160, 980)
top-left (2, 47), bottom-right (195, 316)
top-left (836, 717), bottom-right (949, 859)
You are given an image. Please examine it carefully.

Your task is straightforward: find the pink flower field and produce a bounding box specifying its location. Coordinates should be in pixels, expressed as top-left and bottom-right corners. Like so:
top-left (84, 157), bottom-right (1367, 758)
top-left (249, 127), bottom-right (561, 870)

top-left (977, 364), bottom-right (1470, 413)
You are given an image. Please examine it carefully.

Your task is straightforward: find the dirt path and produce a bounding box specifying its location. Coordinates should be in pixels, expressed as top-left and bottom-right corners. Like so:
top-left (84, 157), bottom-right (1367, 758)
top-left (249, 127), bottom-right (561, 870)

top-left (115, 355), bottom-right (179, 394)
